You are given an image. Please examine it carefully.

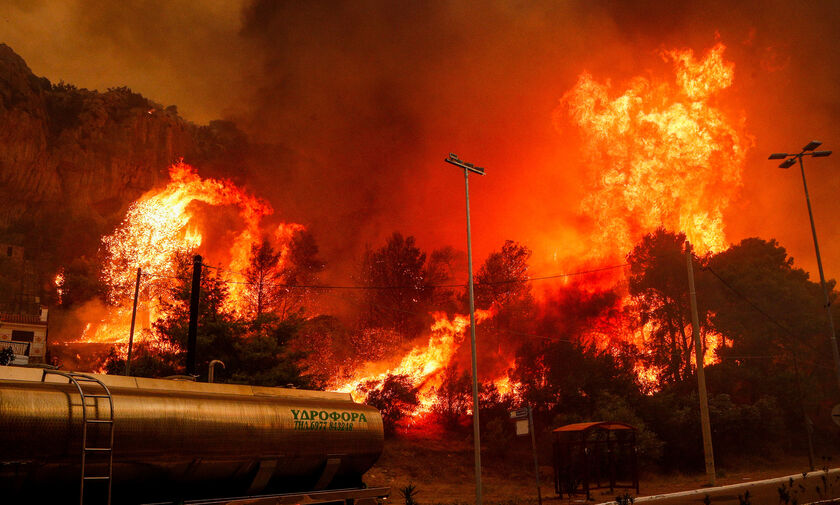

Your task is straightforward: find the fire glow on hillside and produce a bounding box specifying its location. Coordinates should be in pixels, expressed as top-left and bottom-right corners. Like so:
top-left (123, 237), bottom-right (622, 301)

top-left (67, 42), bottom-right (749, 419)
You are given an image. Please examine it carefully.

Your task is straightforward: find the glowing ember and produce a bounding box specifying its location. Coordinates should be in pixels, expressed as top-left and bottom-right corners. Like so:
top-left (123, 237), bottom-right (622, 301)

top-left (54, 269), bottom-right (65, 305)
top-left (558, 43), bottom-right (752, 256)
top-left (493, 374), bottom-right (517, 397)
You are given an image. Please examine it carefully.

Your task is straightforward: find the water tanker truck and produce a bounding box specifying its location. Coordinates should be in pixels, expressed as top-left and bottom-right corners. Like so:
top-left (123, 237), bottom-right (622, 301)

top-left (0, 367), bottom-right (387, 504)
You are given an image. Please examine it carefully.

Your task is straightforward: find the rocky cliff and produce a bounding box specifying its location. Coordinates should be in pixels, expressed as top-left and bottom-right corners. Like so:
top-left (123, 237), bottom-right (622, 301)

top-left (0, 43), bottom-right (244, 234)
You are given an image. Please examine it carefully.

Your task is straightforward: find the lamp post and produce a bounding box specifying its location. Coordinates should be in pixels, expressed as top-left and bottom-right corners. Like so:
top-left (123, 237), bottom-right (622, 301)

top-left (445, 153), bottom-right (485, 505)
top-left (769, 141), bottom-right (840, 391)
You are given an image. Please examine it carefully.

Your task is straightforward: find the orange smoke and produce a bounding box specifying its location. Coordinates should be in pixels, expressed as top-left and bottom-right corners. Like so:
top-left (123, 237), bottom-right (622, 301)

top-left (558, 43), bottom-right (752, 257)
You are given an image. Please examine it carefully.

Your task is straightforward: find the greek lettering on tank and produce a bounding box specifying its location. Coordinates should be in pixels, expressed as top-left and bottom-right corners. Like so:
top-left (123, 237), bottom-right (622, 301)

top-left (290, 409), bottom-right (369, 431)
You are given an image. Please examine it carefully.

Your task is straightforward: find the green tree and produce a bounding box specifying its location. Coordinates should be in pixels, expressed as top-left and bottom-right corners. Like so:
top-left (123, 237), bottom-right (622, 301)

top-left (707, 237), bottom-right (829, 377)
top-left (229, 315), bottom-right (312, 388)
top-left (703, 237), bottom-right (833, 448)
top-left (291, 315), bottom-right (357, 389)
top-left (0, 346), bottom-right (14, 366)
top-left (244, 230), bottom-right (324, 321)
top-left (511, 339), bottom-right (640, 417)
top-left (474, 240), bottom-right (533, 311)
top-left (60, 255), bottom-right (104, 307)
top-left (472, 240), bottom-right (536, 369)
top-left (150, 253), bottom-right (242, 380)
top-left (244, 239), bottom-right (283, 318)
top-left (276, 229), bottom-right (325, 320)
top-left (360, 233), bottom-right (430, 338)
top-left (425, 246), bottom-right (464, 314)
top-left (103, 340), bottom-right (181, 377)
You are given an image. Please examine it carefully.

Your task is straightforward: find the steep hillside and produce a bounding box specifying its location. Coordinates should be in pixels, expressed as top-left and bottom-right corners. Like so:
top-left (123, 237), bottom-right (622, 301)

top-left (0, 43), bottom-right (247, 272)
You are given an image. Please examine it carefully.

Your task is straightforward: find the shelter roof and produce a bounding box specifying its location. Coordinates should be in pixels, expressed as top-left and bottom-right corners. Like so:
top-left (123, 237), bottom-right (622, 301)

top-left (553, 421), bottom-right (634, 433)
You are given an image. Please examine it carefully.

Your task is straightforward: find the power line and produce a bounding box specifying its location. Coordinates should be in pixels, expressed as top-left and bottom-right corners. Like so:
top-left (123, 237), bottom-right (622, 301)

top-left (193, 261), bottom-right (630, 291)
top-left (704, 264), bottom-right (832, 369)
top-left (704, 265), bottom-right (795, 340)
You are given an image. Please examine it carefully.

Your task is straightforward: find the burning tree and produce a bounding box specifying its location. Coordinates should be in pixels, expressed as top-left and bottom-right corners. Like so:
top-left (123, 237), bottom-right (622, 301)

top-left (473, 240), bottom-right (536, 357)
top-left (359, 233), bottom-right (462, 340)
top-left (359, 373), bottom-right (419, 435)
top-left (625, 229), bottom-right (711, 384)
top-left (243, 229), bottom-right (324, 321)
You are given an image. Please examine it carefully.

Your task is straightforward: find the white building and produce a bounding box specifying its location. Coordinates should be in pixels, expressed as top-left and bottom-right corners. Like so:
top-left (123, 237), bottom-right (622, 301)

top-left (0, 307), bottom-right (49, 365)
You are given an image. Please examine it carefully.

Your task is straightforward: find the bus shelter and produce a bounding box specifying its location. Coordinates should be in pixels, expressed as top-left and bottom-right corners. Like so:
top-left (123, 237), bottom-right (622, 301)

top-left (552, 421), bottom-right (638, 500)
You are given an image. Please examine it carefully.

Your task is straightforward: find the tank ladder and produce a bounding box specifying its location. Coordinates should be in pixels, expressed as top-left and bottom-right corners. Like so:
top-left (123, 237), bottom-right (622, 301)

top-left (42, 370), bottom-right (115, 505)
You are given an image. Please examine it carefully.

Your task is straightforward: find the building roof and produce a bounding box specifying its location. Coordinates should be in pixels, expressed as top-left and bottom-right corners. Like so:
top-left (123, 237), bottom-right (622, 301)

top-left (0, 312), bottom-right (46, 325)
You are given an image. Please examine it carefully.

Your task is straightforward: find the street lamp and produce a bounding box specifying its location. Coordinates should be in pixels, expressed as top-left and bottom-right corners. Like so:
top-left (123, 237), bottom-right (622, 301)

top-left (444, 153), bottom-right (485, 505)
top-left (768, 141), bottom-right (840, 391)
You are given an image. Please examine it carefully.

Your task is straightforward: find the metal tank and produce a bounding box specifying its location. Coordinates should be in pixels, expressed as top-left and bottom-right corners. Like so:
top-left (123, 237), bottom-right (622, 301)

top-left (0, 367), bottom-right (384, 504)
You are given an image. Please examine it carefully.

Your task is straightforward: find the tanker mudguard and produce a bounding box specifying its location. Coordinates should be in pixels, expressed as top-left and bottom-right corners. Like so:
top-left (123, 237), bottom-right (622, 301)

top-left (0, 367), bottom-right (385, 504)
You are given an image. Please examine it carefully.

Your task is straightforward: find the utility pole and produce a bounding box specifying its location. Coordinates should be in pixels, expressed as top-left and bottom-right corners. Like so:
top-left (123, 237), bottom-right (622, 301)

top-left (445, 153), bottom-right (485, 505)
top-left (686, 242), bottom-right (715, 486)
top-left (186, 255), bottom-right (202, 377)
top-left (124, 267), bottom-right (141, 376)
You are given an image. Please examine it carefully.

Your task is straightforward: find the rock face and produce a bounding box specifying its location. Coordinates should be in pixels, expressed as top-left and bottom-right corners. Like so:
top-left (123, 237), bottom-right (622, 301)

top-left (0, 43), bottom-right (240, 229)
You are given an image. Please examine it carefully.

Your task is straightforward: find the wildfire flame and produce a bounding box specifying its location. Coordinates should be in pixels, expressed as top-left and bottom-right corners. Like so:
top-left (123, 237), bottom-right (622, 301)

top-left (337, 309), bottom-right (494, 414)
top-left (559, 43), bottom-right (752, 256)
top-left (81, 161), bottom-right (302, 345)
top-left (66, 42), bottom-right (749, 421)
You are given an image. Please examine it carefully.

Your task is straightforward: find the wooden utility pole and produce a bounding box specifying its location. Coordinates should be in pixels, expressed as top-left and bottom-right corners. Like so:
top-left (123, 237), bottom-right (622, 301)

top-left (686, 242), bottom-right (716, 486)
top-left (186, 255), bottom-right (202, 377)
top-left (124, 267), bottom-right (141, 376)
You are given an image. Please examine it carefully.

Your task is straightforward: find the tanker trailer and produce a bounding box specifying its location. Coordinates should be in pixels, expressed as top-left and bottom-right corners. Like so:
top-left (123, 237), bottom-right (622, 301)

top-left (0, 367), bottom-right (386, 504)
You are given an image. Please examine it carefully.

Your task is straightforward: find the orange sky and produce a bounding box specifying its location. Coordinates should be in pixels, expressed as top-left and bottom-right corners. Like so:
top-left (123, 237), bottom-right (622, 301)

top-left (3, 0), bottom-right (840, 286)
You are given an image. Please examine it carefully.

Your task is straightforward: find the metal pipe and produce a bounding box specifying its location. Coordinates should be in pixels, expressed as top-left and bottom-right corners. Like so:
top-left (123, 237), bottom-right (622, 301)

top-left (187, 255), bottom-right (202, 377)
top-left (209, 359), bottom-right (226, 383)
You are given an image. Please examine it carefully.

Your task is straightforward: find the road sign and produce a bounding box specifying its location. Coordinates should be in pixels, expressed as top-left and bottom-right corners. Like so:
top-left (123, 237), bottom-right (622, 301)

top-left (508, 405), bottom-right (542, 505)
top-left (831, 404), bottom-right (840, 428)
top-left (510, 408), bottom-right (529, 420)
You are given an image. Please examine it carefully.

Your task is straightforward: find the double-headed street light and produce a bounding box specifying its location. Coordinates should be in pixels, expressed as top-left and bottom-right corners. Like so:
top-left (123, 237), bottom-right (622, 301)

top-left (768, 141), bottom-right (840, 391)
top-left (444, 153), bottom-right (485, 505)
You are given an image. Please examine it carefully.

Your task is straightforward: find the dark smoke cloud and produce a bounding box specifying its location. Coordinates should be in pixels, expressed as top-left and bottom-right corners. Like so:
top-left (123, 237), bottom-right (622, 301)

top-left (4, 0), bottom-right (840, 282)
top-left (0, 0), bottom-right (252, 122)
top-left (233, 0), bottom-right (840, 282)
